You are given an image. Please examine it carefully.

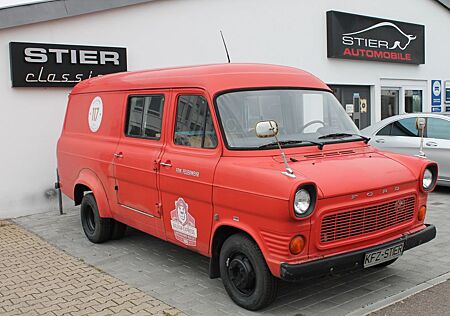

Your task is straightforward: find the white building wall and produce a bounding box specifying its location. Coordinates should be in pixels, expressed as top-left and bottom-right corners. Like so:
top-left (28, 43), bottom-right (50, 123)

top-left (0, 0), bottom-right (449, 217)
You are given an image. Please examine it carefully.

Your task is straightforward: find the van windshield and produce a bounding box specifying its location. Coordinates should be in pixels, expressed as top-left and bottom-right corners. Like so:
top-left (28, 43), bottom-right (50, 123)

top-left (215, 89), bottom-right (359, 149)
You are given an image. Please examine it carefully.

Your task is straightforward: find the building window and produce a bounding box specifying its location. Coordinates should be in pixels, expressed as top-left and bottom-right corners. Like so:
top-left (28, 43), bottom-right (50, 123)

top-left (381, 89), bottom-right (399, 120)
top-left (405, 90), bottom-right (423, 113)
top-left (126, 95), bottom-right (164, 139)
top-left (174, 95), bottom-right (217, 148)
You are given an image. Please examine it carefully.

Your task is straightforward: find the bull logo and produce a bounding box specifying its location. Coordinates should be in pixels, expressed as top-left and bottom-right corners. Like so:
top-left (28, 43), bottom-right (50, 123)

top-left (343, 22), bottom-right (417, 50)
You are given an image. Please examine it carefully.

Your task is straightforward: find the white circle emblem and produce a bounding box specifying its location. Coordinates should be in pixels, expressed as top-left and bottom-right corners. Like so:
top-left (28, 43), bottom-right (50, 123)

top-left (433, 81), bottom-right (441, 97)
top-left (88, 96), bottom-right (103, 132)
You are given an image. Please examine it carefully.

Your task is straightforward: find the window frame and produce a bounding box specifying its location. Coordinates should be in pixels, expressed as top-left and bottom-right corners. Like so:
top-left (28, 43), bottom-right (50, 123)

top-left (173, 94), bottom-right (218, 150)
top-left (124, 94), bottom-right (165, 141)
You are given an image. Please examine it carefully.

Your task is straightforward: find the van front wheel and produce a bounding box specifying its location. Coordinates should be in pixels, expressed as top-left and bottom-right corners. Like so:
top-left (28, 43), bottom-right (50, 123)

top-left (219, 234), bottom-right (278, 310)
top-left (80, 193), bottom-right (111, 243)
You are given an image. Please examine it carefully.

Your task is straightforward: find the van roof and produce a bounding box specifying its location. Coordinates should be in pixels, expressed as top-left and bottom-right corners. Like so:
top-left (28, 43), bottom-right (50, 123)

top-left (71, 63), bottom-right (330, 95)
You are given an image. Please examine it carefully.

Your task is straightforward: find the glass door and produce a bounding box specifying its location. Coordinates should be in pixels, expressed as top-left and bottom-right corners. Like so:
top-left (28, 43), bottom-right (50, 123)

top-left (381, 88), bottom-right (399, 120)
top-left (330, 85), bottom-right (371, 129)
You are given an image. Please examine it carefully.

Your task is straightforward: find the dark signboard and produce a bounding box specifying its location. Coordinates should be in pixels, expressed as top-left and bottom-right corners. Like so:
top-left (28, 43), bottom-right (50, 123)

top-left (327, 11), bottom-right (425, 64)
top-left (9, 42), bottom-right (127, 87)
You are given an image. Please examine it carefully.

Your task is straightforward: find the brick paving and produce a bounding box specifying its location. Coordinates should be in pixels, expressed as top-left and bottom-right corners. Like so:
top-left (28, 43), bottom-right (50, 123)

top-left (11, 186), bottom-right (450, 315)
top-left (0, 220), bottom-right (183, 316)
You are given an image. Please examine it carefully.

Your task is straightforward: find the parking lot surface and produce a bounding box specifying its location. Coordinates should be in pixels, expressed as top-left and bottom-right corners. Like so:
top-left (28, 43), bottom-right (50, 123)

top-left (0, 220), bottom-right (182, 316)
top-left (15, 187), bottom-right (450, 316)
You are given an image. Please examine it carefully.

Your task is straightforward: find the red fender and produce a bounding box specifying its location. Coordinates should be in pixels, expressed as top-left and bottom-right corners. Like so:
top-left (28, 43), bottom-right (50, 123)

top-left (75, 168), bottom-right (112, 218)
top-left (211, 220), bottom-right (280, 277)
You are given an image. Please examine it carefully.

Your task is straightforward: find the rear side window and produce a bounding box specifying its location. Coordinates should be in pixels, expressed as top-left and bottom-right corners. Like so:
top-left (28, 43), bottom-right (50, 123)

top-left (427, 118), bottom-right (450, 140)
top-left (174, 95), bottom-right (218, 149)
top-left (126, 95), bottom-right (164, 139)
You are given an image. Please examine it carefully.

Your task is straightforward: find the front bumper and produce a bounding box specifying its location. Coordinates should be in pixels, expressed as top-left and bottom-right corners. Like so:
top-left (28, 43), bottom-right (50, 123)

top-left (280, 224), bottom-right (436, 282)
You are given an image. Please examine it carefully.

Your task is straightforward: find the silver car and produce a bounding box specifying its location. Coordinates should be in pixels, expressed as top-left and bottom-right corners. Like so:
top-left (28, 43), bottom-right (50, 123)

top-left (361, 113), bottom-right (450, 187)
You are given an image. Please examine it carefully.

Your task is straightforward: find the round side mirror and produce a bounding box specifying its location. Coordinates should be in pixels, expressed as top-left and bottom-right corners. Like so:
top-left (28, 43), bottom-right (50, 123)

top-left (416, 117), bottom-right (426, 130)
top-left (255, 120), bottom-right (279, 138)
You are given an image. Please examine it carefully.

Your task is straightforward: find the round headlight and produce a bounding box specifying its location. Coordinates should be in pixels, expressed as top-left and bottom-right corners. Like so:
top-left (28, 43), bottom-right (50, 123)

top-left (294, 189), bottom-right (311, 216)
top-left (423, 168), bottom-right (433, 190)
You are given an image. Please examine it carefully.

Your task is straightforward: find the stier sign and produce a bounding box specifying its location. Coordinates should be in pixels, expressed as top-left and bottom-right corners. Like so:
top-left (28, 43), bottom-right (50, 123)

top-left (327, 11), bottom-right (425, 64)
top-left (9, 42), bottom-right (127, 87)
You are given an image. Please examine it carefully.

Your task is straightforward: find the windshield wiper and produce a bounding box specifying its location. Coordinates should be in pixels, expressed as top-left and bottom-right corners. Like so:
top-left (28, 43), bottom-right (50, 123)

top-left (258, 140), bottom-right (324, 150)
top-left (318, 133), bottom-right (370, 144)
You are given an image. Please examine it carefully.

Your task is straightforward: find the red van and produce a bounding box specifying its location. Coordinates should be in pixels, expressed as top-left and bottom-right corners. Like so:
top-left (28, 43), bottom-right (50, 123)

top-left (57, 64), bottom-right (437, 310)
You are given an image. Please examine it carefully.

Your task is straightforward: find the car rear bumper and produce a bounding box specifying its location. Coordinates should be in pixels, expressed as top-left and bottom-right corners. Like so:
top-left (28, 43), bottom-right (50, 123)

top-left (280, 224), bottom-right (436, 282)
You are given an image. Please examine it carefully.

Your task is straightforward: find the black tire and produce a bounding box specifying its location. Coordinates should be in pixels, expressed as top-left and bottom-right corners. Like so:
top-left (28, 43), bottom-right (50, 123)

top-left (80, 193), bottom-right (112, 243)
top-left (373, 258), bottom-right (398, 268)
top-left (219, 234), bottom-right (278, 311)
top-left (110, 220), bottom-right (127, 240)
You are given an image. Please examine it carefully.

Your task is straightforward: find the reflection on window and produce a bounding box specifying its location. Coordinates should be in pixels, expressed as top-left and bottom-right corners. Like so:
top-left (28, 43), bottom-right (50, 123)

top-left (126, 95), bottom-right (164, 139)
top-left (405, 90), bottom-right (422, 113)
top-left (174, 95), bottom-right (217, 149)
top-left (427, 118), bottom-right (450, 140)
top-left (216, 89), bottom-right (357, 149)
top-left (381, 89), bottom-right (399, 120)
top-left (386, 118), bottom-right (420, 137)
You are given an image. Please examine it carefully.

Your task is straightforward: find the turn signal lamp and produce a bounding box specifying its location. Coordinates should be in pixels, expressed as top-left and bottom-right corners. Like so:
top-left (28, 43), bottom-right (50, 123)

top-left (418, 205), bottom-right (427, 221)
top-left (289, 235), bottom-right (306, 255)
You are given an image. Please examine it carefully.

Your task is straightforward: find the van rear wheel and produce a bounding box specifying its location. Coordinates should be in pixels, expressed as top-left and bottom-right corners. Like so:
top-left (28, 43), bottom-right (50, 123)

top-left (219, 234), bottom-right (278, 310)
top-left (80, 193), bottom-right (111, 243)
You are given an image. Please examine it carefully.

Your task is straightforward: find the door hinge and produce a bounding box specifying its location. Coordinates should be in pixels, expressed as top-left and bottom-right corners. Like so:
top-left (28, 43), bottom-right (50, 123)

top-left (153, 159), bottom-right (159, 171)
top-left (155, 202), bottom-right (162, 215)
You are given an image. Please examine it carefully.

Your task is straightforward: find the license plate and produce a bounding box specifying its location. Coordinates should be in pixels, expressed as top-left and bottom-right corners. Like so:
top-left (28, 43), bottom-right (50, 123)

top-left (364, 243), bottom-right (404, 268)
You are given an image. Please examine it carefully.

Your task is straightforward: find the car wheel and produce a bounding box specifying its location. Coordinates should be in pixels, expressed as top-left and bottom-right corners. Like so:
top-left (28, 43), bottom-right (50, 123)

top-left (80, 193), bottom-right (112, 243)
top-left (110, 220), bottom-right (127, 240)
top-left (219, 233), bottom-right (278, 310)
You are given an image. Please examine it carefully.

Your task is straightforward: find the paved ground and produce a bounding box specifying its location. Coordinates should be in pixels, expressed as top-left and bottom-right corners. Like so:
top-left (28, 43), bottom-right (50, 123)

top-left (14, 186), bottom-right (450, 316)
top-left (371, 276), bottom-right (450, 316)
top-left (0, 220), bottom-right (183, 316)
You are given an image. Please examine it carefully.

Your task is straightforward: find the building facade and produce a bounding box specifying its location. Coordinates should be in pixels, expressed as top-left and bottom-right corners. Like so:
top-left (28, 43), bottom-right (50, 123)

top-left (1, 0), bottom-right (449, 217)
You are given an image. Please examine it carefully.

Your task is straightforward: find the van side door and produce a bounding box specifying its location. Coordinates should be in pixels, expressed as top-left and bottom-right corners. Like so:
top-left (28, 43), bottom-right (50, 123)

top-left (159, 90), bottom-right (222, 255)
top-left (113, 92), bottom-right (168, 228)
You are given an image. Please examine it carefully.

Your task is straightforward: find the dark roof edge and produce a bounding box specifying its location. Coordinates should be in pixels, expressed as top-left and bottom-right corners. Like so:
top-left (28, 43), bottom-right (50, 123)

top-left (0, 0), bottom-right (154, 30)
top-left (435, 0), bottom-right (450, 10)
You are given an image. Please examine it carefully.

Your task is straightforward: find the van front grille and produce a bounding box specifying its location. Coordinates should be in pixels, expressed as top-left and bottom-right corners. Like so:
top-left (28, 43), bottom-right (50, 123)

top-left (320, 196), bottom-right (415, 243)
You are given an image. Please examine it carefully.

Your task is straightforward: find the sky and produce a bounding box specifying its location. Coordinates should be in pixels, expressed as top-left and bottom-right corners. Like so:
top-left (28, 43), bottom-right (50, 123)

top-left (0, 0), bottom-right (48, 8)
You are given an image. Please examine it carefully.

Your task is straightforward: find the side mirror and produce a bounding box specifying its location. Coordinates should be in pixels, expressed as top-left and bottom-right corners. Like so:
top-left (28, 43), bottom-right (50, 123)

top-left (255, 120), bottom-right (279, 138)
top-left (416, 117), bottom-right (426, 158)
top-left (416, 117), bottom-right (426, 130)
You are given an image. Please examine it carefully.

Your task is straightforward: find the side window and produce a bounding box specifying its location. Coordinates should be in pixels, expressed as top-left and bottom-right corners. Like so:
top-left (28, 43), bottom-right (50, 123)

top-left (377, 124), bottom-right (392, 136)
top-left (390, 118), bottom-right (419, 137)
top-left (427, 118), bottom-right (450, 140)
top-left (126, 95), bottom-right (164, 139)
top-left (174, 95), bottom-right (218, 149)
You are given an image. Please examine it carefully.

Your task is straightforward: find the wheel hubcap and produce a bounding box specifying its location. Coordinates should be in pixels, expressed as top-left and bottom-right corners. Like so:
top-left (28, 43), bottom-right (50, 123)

top-left (227, 254), bottom-right (256, 296)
